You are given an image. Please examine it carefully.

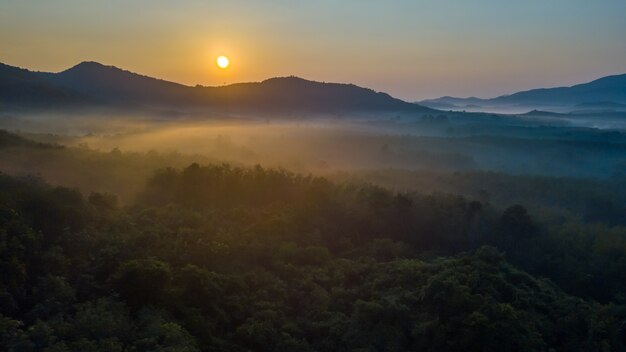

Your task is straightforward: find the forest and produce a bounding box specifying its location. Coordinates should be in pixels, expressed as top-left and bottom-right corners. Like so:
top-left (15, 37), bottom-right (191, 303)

top-left (1, 130), bottom-right (626, 351)
top-left (3, 1), bottom-right (626, 350)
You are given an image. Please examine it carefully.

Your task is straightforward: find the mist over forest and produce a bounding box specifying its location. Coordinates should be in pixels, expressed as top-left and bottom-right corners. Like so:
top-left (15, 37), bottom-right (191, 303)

top-left (2, 20), bottom-right (626, 349)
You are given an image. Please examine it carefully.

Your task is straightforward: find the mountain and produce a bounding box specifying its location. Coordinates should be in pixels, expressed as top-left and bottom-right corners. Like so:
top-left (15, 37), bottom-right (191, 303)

top-left (494, 74), bottom-right (626, 105)
top-left (420, 73), bottom-right (626, 113)
top-left (0, 61), bottom-right (432, 114)
top-left (50, 62), bottom-right (191, 106)
top-left (0, 63), bottom-right (94, 108)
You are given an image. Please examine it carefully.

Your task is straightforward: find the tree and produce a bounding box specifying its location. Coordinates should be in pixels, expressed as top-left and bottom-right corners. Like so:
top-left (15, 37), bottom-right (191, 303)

top-left (111, 259), bottom-right (172, 309)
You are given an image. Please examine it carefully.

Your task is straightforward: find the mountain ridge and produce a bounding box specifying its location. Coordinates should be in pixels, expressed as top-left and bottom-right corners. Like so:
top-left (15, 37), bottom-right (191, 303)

top-left (0, 61), bottom-right (432, 114)
top-left (420, 73), bottom-right (626, 113)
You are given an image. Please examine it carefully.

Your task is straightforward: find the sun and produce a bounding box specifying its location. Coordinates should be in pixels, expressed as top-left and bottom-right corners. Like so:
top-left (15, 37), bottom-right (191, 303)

top-left (216, 55), bottom-right (230, 69)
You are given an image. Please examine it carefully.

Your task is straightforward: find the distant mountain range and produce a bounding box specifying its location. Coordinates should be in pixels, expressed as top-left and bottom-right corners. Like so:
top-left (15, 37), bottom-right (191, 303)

top-left (420, 74), bottom-right (626, 113)
top-left (0, 61), bottom-right (432, 115)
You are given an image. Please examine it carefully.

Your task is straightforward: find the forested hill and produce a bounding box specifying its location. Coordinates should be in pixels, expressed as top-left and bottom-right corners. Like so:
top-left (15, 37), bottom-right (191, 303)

top-left (1, 161), bottom-right (625, 351)
top-left (0, 61), bottom-right (433, 114)
top-left (420, 73), bottom-right (626, 112)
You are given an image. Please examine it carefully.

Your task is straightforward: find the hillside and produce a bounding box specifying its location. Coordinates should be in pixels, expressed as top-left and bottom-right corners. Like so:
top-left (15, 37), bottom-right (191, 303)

top-left (420, 73), bottom-right (626, 113)
top-left (0, 63), bottom-right (94, 109)
top-left (1, 157), bottom-right (625, 351)
top-left (0, 61), bottom-right (433, 114)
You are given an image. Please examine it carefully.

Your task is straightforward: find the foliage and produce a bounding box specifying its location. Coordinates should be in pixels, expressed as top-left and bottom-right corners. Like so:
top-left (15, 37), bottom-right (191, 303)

top-left (1, 164), bottom-right (625, 351)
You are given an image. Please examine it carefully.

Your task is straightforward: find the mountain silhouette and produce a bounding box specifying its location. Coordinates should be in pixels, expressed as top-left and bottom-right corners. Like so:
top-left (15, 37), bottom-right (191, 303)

top-left (51, 61), bottom-right (190, 106)
top-left (0, 62), bottom-right (94, 108)
top-left (494, 74), bottom-right (626, 105)
top-left (0, 61), bottom-right (432, 114)
top-left (420, 73), bottom-right (626, 112)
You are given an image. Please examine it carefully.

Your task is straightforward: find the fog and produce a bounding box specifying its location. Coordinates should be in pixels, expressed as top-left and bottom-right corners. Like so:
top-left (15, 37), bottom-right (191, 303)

top-left (1, 110), bottom-right (625, 204)
top-left (0, 111), bottom-right (473, 173)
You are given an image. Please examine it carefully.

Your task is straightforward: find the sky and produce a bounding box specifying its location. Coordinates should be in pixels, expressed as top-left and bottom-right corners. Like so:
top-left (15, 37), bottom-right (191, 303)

top-left (1, 0), bottom-right (625, 100)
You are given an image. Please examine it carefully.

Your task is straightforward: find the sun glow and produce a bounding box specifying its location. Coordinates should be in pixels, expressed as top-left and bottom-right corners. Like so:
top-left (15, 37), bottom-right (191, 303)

top-left (216, 55), bottom-right (230, 69)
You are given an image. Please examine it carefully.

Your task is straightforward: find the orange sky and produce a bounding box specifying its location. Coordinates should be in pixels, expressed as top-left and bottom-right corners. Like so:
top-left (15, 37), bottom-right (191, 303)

top-left (1, 0), bottom-right (625, 100)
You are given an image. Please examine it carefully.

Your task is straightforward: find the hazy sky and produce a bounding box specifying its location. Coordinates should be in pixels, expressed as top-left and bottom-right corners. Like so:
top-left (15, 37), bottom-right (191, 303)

top-left (1, 0), bottom-right (625, 100)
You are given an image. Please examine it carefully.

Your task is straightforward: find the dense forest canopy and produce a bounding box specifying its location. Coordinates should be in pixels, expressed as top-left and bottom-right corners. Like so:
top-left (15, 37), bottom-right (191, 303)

top-left (1, 134), bottom-right (626, 350)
